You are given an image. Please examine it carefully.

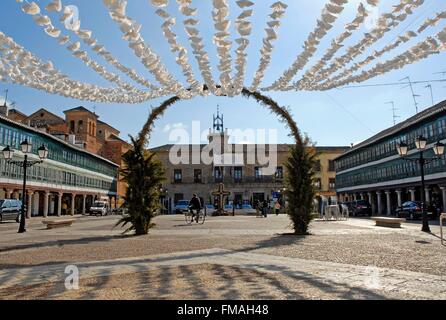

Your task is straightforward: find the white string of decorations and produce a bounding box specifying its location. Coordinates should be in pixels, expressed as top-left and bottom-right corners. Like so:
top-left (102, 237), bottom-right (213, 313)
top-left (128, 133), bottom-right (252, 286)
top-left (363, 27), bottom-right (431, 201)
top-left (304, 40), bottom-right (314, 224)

top-left (231, 0), bottom-right (254, 96)
top-left (103, 0), bottom-right (183, 95)
top-left (265, 0), bottom-right (348, 91)
top-left (212, 0), bottom-right (233, 95)
top-left (249, 1), bottom-right (287, 92)
top-left (150, 5), bottom-right (201, 96)
top-left (299, 0), bottom-right (426, 91)
top-left (317, 27), bottom-right (446, 90)
top-left (20, 0), bottom-right (147, 96)
top-left (4, 0), bottom-right (446, 101)
top-left (296, 1), bottom-right (374, 91)
top-left (56, 3), bottom-right (158, 90)
top-left (176, 0), bottom-right (218, 96)
top-left (314, 9), bottom-right (446, 91)
top-left (0, 32), bottom-right (167, 103)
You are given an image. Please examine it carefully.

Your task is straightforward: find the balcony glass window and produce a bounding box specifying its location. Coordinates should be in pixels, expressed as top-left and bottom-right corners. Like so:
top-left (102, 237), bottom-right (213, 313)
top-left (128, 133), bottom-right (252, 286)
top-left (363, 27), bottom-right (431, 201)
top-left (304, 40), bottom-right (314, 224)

top-left (254, 167), bottom-right (262, 179)
top-left (234, 167), bottom-right (242, 181)
top-left (275, 166), bottom-right (283, 179)
top-left (174, 169), bottom-right (182, 183)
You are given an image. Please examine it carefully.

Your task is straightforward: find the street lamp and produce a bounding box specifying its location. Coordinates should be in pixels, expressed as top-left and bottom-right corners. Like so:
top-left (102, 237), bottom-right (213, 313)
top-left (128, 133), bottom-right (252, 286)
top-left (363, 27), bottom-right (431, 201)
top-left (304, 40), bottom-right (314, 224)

top-left (396, 137), bottom-right (445, 233)
top-left (2, 141), bottom-right (49, 233)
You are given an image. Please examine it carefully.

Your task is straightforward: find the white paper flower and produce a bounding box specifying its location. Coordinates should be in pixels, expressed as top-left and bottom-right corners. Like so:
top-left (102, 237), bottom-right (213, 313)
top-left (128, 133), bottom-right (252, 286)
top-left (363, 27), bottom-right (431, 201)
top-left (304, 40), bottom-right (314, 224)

top-left (45, 0), bottom-right (62, 12)
top-left (22, 2), bottom-right (40, 15)
top-left (151, 0), bottom-right (168, 8)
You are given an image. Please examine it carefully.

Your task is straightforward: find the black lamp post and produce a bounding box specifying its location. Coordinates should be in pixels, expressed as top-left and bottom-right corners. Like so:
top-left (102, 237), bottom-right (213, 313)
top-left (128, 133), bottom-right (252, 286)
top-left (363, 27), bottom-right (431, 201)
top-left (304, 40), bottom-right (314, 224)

top-left (2, 140), bottom-right (49, 233)
top-left (397, 136), bottom-right (445, 233)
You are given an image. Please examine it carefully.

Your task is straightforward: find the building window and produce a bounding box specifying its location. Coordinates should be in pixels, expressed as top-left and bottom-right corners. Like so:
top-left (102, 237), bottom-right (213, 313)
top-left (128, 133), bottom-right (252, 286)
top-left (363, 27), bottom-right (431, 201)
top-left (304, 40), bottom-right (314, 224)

top-left (314, 160), bottom-right (321, 172)
top-left (314, 178), bottom-right (321, 190)
top-left (214, 167), bottom-right (223, 182)
top-left (254, 167), bottom-right (262, 179)
top-left (174, 169), bottom-right (182, 183)
top-left (194, 169), bottom-right (202, 183)
top-left (275, 166), bottom-right (283, 179)
top-left (70, 120), bottom-right (75, 133)
top-left (329, 178), bottom-right (336, 190)
top-left (234, 167), bottom-right (242, 182)
top-left (328, 160), bottom-right (335, 172)
top-left (77, 120), bottom-right (83, 133)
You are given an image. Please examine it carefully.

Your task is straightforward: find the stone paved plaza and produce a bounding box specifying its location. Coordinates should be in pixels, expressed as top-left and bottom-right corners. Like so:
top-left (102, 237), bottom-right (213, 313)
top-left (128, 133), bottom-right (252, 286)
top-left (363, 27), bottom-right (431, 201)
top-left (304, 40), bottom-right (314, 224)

top-left (0, 214), bottom-right (445, 300)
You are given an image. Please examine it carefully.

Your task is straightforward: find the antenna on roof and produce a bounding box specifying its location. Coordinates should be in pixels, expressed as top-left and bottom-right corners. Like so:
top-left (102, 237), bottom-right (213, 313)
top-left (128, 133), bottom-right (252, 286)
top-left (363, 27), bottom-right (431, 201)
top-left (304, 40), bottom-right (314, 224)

top-left (386, 101), bottom-right (399, 126)
top-left (3, 89), bottom-right (8, 107)
top-left (433, 70), bottom-right (446, 77)
top-left (93, 105), bottom-right (97, 114)
top-left (399, 76), bottom-right (419, 114)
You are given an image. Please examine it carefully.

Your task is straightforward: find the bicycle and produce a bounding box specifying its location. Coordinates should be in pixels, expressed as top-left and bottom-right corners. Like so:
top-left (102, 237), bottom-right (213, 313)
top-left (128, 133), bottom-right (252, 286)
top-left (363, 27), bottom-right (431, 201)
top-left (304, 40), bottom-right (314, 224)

top-left (185, 207), bottom-right (206, 225)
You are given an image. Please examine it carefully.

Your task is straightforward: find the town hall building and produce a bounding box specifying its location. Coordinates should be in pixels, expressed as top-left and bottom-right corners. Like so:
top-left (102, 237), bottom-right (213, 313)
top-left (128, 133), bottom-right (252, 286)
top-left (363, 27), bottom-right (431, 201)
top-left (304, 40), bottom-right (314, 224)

top-left (151, 110), bottom-right (349, 213)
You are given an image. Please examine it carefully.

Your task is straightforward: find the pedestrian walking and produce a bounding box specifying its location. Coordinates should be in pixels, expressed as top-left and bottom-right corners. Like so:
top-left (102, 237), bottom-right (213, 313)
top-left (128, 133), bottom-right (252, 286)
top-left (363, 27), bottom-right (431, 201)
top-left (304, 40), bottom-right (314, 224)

top-left (274, 201), bottom-right (281, 216)
top-left (262, 199), bottom-right (268, 218)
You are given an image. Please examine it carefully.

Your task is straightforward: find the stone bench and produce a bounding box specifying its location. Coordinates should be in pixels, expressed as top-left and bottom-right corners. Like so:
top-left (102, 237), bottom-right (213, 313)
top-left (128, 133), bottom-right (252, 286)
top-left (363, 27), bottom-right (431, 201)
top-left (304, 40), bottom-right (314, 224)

top-left (42, 219), bottom-right (76, 229)
top-left (372, 217), bottom-right (405, 228)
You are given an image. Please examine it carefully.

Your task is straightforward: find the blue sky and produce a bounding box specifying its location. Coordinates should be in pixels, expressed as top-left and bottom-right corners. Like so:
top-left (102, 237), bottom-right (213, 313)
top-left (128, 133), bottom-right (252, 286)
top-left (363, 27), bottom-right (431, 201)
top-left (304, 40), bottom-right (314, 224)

top-left (0, 0), bottom-right (445, 148)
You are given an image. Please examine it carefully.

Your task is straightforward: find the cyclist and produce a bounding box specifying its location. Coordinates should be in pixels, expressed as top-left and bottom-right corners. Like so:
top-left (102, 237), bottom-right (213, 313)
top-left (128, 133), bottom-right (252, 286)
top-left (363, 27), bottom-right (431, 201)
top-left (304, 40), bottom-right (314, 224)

top-left (189, 194), bottom-right (202, 223)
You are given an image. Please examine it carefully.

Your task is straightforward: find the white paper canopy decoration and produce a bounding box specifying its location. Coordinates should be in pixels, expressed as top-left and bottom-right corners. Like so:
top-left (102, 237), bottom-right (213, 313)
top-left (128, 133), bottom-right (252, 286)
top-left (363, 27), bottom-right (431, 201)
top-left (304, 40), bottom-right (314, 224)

top-left (177, 1), bottom-right (217, 95)
top-left (232, 1), bottom-right (254, 96)
top-left (54, 3), bottom-right (157, 90)
top-left (0, 32), bottom-right (165, 103)
top-left (212, 0), bottom-right (233, 95)
top-left (250, 1), bottom-right (287, 92)
top-left (313, 10), bottom-right (446, 91)
top-left (318, 30), bottom-right (446, 91)
top-left (300, 0), bottom-right (426, 91)
top-left (19, 1), bottom-right (147, 96)
top-left (265, 0), bottom-right (348, 91)
top-left (296, 2), bottom-right (374, 91)
top-left (1, 0), bottom-right (445, 102)
top-left (103, 0), bottom-right (183, 95)
top-left (152, 7), bottom-right (200, 99)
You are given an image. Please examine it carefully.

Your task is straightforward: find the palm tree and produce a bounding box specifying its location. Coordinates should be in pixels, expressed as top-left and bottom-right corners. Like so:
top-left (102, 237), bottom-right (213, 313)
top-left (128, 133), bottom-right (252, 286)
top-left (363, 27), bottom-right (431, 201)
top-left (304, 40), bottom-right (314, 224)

top-left (285, 136), bottom-right (317, 235)
top-left (116, 136), bottom-right (165, 235)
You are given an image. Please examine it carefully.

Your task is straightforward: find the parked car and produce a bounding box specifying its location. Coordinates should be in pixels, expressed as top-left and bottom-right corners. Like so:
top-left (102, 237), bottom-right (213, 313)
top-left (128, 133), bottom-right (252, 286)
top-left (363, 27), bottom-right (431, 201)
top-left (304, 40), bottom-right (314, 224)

top-left (0, 199), bottom-right (22, 223)
top-left (174, 200), bottom-right (190, 214)
top-left (340, 201), bottom-right (353, 213)
top-left (112, 205), bottom-right (127, 215)
top-left (204, 204), bottom-right (216, 216)
top-left (241, 204), bottom-right (256, 215)
top-left (89, 201), bottom-right (110, 216)
top-left (396, 201), bottom-right (434, 220)
top-left (350, 200), bottom-right (372, 217)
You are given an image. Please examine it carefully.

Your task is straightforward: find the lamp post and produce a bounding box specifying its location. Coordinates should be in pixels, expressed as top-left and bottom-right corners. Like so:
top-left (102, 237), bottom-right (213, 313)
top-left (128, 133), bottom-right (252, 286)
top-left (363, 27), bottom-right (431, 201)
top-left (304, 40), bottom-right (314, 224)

top-left (2, 140), bottom-right (49, 233)
top-left (396, 136), bottom-right (444, 233)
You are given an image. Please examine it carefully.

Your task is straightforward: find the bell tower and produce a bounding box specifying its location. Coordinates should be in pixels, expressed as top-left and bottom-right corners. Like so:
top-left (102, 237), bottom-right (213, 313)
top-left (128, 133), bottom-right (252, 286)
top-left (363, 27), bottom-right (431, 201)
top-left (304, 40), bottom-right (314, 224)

top-left (213, 105), bottom-right (224, 132)
top-left (208, 105), bottom-right (230, 155)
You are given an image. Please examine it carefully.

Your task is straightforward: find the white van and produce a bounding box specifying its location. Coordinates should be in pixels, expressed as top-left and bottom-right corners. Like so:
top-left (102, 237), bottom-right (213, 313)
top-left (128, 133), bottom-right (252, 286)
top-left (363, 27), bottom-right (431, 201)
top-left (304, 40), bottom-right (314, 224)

top-left (89, 201), bottom-right (110, 216)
